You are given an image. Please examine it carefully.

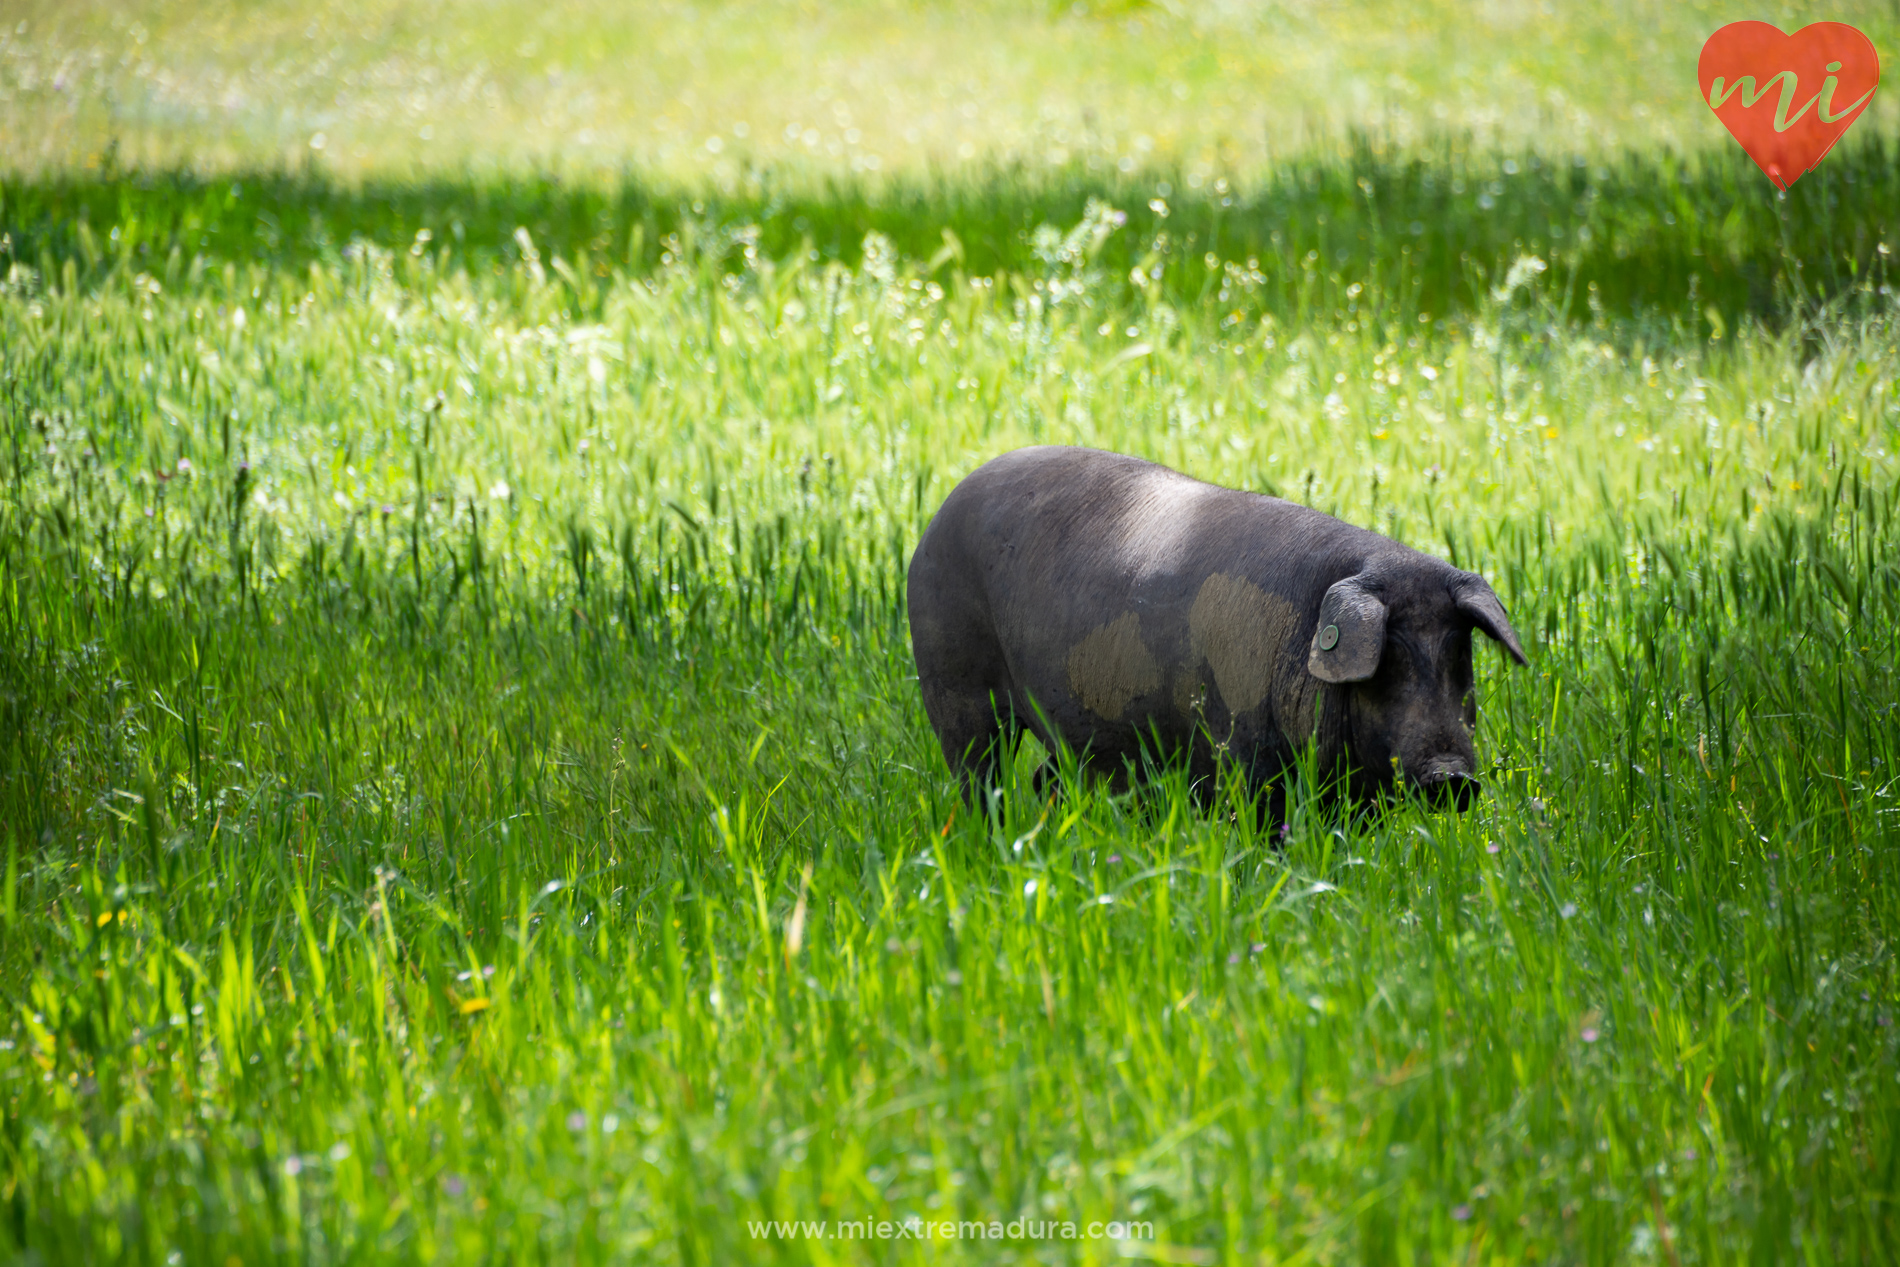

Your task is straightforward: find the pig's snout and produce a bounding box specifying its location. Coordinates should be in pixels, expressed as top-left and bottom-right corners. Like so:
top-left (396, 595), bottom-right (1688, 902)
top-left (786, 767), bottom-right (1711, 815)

top-left (1413, 759), bottom-right (1481, 811)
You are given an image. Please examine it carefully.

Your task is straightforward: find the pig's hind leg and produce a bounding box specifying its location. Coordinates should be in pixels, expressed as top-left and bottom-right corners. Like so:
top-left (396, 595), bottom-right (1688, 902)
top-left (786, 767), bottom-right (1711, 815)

top-left (912, 603), bottom-right (1023, 804)
top-left (919, 678), bottom-right (1022, 804)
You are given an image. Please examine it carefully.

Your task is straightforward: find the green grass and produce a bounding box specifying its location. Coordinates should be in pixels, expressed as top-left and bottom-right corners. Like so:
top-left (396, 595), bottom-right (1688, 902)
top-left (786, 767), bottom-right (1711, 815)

top-left (3, 153), bottom-right (1900, 1263)
top-left (11, 0), bottom-right (1900, 180)
top-left (6, 1), bottom-right (1900, 1258)
top-left (10, 135), bottom-right (1900, 350)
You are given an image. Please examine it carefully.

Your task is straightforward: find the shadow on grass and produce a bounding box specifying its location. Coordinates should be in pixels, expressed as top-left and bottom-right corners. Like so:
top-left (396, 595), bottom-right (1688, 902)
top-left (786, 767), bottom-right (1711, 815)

top-left (4, 131), bottom-right (1897, 337)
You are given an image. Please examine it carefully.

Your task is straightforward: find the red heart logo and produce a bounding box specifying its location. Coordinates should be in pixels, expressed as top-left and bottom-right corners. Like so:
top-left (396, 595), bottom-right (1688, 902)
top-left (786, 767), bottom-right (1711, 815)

top-left (1698, 21), bottom-right (1880, 189)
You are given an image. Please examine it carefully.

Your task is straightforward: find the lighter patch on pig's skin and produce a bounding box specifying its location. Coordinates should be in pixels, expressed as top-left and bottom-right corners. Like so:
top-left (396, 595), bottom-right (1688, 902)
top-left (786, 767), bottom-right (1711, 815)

top-left (1188, 573), bottom-right (1313, 742)
top-left (1066, 612), bottom-right (1162, 721)
top-left (1115, 478), bottom-right (1214, 579)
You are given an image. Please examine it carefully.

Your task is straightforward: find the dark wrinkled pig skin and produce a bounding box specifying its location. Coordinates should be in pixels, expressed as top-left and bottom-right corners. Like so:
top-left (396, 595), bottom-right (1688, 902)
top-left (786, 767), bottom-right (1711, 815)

top-left (906, 446), bottom-right (1529, 817)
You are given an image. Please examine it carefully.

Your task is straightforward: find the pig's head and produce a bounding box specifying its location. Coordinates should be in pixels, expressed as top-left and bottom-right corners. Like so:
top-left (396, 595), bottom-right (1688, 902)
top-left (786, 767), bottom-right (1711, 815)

top-left (1305, 565), bottom-right (1528, 810)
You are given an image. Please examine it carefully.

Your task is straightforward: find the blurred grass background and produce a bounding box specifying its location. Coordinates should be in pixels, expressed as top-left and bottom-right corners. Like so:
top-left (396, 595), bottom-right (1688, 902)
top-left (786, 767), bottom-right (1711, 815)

top-left (4, 0), bottom-right (1898, 181)
top-left (3, 2), bottom-right (1900, 1264)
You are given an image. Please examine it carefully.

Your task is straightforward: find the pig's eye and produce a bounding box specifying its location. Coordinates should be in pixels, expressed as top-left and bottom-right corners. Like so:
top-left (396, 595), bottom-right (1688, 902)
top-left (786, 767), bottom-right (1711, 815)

top-left (1390, 631), bottom-right (1431, 677)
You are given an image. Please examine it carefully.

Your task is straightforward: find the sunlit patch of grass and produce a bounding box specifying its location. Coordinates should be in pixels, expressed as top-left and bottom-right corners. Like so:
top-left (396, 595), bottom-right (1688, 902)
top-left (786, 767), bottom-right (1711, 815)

top-left (5, 0), bottom-right (1899, 182)
top-left (2, 170), bottom-right (1899, 1261)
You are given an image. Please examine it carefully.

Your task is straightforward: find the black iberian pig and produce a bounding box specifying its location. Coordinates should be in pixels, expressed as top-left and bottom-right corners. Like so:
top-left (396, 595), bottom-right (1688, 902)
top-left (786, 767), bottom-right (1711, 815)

top-left (906, 446), bottom-right (1528, 815)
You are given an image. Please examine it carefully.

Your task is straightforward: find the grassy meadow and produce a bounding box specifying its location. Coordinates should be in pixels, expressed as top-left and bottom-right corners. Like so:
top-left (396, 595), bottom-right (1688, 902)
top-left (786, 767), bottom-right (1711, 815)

top-left (4, 2), bottom-right (1900, 1263)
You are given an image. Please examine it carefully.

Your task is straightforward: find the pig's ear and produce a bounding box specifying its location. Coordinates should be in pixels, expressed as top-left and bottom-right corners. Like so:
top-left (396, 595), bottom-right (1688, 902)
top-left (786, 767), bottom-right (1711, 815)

top-left (1307, 576), bottom-right (1388, 683)
top-left (1454, 575), bottom-right (1529, 666)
